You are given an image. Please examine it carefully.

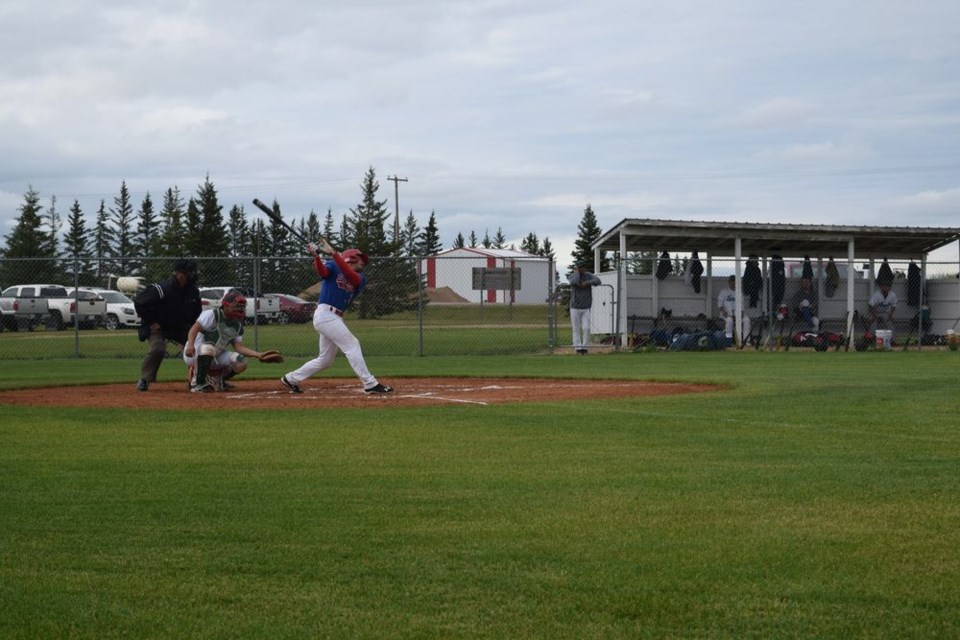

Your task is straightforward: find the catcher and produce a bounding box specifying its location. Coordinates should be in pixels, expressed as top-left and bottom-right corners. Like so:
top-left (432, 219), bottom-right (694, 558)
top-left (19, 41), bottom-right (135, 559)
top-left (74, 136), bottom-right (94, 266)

top-left (183, 290), bottom-right (284, 393)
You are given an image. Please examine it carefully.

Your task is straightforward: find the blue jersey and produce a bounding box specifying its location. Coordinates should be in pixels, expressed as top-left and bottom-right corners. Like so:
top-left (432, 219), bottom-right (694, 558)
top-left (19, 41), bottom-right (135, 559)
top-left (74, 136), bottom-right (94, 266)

top-left (318, 259), bottom-right (366, 310)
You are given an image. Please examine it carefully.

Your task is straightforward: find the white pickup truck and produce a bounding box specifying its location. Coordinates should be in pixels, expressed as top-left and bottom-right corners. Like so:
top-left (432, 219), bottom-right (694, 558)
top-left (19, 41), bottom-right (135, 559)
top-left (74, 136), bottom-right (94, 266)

top-left (0, 284), bottom-right (108, 330)
top-left (197, 286), bottom-right (282, 324)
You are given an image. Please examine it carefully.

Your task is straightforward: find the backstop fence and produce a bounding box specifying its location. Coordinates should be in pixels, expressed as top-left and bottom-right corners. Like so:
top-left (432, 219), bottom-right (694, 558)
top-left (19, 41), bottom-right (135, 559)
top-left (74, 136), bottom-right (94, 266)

top-left (0, 255), bottom-right (562, 360)
top-left (2, 254), bottom-right (958, 359)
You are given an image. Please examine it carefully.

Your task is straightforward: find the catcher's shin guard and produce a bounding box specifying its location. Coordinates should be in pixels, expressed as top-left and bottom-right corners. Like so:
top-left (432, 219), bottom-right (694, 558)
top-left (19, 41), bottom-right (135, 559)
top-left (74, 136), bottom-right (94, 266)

top-left (195, 354), bottom-right (213, 385)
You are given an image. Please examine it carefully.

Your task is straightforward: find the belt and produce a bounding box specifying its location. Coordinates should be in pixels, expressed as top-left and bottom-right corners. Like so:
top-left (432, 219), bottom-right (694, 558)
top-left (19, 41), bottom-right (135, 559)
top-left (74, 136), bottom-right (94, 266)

top-left (320, 304), bottom-right (344, 317)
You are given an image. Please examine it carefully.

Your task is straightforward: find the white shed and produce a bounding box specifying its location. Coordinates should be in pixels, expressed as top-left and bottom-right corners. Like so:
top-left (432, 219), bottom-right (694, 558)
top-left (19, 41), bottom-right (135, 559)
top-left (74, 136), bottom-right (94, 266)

top-left (421, 248), bottom-right (554, 304)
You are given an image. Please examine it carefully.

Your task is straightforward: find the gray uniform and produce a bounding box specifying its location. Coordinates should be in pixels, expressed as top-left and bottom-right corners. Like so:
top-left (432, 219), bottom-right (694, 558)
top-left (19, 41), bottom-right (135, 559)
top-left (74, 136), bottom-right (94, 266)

top-left (567, 268), bottom-right (601, 353)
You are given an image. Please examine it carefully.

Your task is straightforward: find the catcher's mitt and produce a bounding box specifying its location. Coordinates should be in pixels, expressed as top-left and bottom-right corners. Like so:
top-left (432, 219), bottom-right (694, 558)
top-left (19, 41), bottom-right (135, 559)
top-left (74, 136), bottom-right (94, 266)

top-left (258, 349), bottom-right (284, 363)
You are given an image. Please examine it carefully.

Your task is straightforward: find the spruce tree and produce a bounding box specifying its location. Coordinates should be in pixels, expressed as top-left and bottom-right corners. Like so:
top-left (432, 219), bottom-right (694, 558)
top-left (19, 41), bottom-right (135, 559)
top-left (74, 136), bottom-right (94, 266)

top-left (572, 204), bottom-right (610, 272)
top-left (492, 227), bottom-right (506, 249)
top-left (346, 167), bottom-right (421, 318)
top-left (520, 232), bottom-right (539, 255)
top-left (401, 211), bottom-right (420, 256)
top-left (135, 192), bottom-right (159, 261)
top-left (111, 181), bottom-right (136, 277)
top-left (63, 199), bottom-right (95, 285)
top-left (468, 230), bottom-right (478, 248)
top-left (418, 212), bottom-right (442, 255)
top-left (92, 200), bottom-right (114, 284)
top-left (0, 187), bottom-right (58, 283)
top-left (452, 232), bottom-right (465, 249)
top-left (194, 175), bottom-right (228, 258)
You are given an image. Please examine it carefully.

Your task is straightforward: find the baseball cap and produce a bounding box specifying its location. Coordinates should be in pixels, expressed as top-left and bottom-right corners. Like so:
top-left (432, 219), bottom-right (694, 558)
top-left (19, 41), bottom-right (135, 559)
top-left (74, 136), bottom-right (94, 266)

top-left (174, 258), bottom-right (198, 274)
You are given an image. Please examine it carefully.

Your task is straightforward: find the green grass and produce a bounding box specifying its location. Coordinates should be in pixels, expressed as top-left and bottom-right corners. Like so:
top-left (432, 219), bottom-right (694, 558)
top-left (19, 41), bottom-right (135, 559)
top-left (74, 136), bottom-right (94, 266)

top-left (2, 352), bottom-right (959, 638)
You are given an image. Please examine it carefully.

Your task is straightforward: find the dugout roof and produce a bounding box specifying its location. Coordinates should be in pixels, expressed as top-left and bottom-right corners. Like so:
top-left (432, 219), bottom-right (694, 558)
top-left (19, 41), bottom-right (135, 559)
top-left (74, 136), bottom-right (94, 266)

top-left (592, 219), bottom-right (960, 260)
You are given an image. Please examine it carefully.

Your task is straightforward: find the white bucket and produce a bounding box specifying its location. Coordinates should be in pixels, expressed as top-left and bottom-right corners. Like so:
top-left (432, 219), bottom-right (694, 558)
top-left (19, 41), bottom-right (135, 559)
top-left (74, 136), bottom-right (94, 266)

top-left (875, 329), bottom-right (893, 350)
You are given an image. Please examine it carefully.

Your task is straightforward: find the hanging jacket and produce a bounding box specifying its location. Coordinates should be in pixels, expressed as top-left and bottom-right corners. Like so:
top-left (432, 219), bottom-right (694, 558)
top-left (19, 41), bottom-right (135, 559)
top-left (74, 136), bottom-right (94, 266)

top-left (877, 259), bottom-right (894, 285)
top-left (743, 256), bottom-right (763, 308)
top-left (689, 252), bottom-right (704, 293)
top-left (802, 255), bottom-right (814, 280)
top-left (656, 251), bottom-right (672, 280)
top-left (824, 258), bottom-right (841, 298)
top-left (770, 255), bottom-right (785, 308)
top-left (907, 261), bottom-right (921, 307)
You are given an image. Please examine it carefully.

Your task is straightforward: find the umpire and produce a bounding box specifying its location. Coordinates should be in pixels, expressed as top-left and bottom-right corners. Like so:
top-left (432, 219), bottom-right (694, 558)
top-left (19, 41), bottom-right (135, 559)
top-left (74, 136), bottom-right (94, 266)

top-left (134, 259), bottom-right (202, 391)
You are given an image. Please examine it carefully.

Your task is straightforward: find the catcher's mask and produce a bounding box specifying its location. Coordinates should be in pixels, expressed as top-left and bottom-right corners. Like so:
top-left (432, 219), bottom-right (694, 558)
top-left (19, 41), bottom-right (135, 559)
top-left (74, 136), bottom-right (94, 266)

top-left (221, 290), bottom-right (247, 320)
top-left (341, 249), bottom-right (369, 266)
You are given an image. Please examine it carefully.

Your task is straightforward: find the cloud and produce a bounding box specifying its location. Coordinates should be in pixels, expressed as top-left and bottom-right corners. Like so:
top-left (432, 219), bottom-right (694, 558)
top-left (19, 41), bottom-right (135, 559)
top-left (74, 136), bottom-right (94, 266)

top-left (759, 141), bottom-right (874, 162)
top-left (737, 97), bottom-right (817, 128)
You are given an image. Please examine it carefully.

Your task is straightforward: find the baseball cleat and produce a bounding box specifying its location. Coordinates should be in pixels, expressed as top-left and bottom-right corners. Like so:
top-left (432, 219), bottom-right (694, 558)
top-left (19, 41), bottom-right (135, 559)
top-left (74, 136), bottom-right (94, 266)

top-left (280, 375), bottom-right (303, 394)
top-left (364, 383), bottom-right (394, 394)
top-left (136, 379), bottom-right (149, 392)
top-left (190, 381), bottom-right (214, 393)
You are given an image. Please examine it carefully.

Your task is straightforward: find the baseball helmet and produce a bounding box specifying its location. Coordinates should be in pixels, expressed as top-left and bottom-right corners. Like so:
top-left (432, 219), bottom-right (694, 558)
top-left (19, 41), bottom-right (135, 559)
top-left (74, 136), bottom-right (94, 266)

top-left (341, 248), bottom-right (369, 265)
top-left (221, 290), bottom-right (247, 320)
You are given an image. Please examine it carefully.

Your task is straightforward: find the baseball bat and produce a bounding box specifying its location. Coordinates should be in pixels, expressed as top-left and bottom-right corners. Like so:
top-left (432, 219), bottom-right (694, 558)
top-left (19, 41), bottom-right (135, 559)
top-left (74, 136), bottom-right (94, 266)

top-left (252, 198), bottom-right (312, 246)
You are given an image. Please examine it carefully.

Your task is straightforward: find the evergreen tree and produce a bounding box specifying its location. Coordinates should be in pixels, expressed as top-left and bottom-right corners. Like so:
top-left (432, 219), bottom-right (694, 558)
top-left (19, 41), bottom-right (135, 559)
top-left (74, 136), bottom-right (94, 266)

top-left (541, 237), bottom-right (556, 261)
top-left (345, 167), bottom-right (421, 318)
top-left (0, 187), bottom-right (59, 283)
top-left (111, 181), bottom-right (136, 277)
top-left (148, 187), bottom-right (186, 284)
top-left (492, 227), bottom-right (506, 249)
top-left (44, 195), bottom-right (62, 260)
top-left (417, 211), bottom-right (442, 255)
top-left (572, 204), bottom-right (610, 272)
top-left (346, 166), bottom-right (393, 256)
top-left (482, 230), bottom-right (492, 249)
top-left (135, 192), bottom-right (159, 262)
top-left (63, 199), bottom-right (95, 285)
top-left (193, 175), bottom-right (229, 258)
top-left (468, 230), bottom-right (478, 248)
top-left (261, 199), bottom-right (294, 292)
top-left (520, 232), bottom-right (539, 255)
top-left (322, 209), bottom-right (337, 247)
top-left (452, 232), bottom-right (465, 249)
top-left (183, 198), bottom-right (202, 257)
top-left (227, 204), bottom-right (251, 257)
top-left (92, 200), bottom-right (114, 283)
top-left (400, 211), bottom-right (420, 256)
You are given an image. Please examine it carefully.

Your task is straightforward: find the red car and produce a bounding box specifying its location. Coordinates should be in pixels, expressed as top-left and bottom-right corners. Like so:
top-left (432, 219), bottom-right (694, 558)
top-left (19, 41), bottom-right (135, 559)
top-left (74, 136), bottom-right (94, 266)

top-left (269, 294), bottom-right (317, 324)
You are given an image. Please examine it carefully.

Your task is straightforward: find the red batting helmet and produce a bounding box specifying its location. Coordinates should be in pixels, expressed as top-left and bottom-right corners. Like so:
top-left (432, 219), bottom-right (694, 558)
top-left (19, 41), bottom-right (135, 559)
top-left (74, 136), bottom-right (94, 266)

top-left (341, 249), bottom-right (369, 265)
top-left (221, 290), bottom-right (247, 320)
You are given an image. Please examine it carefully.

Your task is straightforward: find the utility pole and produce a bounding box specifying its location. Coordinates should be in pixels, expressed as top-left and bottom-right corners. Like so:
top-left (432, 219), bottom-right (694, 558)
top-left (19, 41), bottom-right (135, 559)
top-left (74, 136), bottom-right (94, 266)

top-left (387, 175), bottom-right (408, 245)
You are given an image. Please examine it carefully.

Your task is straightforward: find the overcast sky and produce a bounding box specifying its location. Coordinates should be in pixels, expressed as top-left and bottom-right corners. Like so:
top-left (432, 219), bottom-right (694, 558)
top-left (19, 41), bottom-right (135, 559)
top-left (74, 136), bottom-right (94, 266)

top-left (2, 0), bottom-right (958, 267)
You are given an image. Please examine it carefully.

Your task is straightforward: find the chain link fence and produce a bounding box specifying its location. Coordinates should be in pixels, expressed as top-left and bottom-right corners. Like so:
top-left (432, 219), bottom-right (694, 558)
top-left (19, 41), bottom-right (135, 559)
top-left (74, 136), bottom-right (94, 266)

top-left (0, 255), bottom-right (565, 360)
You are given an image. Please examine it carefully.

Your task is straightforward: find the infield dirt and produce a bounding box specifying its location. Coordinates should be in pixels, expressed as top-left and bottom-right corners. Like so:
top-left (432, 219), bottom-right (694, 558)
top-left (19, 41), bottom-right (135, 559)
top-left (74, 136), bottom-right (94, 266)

top-left (0, 378), bottom-right (723, 409)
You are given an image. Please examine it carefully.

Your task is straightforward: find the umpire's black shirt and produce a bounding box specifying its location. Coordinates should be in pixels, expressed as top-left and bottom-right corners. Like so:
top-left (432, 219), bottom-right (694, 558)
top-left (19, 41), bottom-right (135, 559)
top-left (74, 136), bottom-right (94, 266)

top-left (134, 277), bottom-right (202, 345)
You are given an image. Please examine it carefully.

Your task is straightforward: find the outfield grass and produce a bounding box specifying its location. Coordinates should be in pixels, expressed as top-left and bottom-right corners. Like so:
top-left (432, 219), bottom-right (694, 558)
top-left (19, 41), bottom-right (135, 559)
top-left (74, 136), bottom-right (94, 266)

top-left (1, 352), bottom-right (959, 638)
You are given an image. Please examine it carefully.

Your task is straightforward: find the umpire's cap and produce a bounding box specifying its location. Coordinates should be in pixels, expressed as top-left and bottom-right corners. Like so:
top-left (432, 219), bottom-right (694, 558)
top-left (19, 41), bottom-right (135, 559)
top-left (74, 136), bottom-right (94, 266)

top-left (174, 259), bottom-right (199, 282)
top-left (174, 258), bottom-right (197, 273)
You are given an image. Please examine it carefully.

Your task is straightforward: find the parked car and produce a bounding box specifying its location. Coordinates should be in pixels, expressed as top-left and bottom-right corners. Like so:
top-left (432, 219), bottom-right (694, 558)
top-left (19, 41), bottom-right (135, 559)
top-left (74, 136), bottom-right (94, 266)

top-left (74, 288), bottom-right (140, 330)
top-left (198, 286), bottom-right (282, 323)
top-left (267, 293), bottom-right (317, 324)
top-left (0, 284), bottom-right (106, 330)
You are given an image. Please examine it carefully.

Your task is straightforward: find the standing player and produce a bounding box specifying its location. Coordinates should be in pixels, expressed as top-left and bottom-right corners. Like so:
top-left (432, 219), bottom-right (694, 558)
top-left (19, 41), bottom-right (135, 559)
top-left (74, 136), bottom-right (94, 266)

top-left (567, 260), bottom-right (601, 354)
top-left (280, 238), bottom-right (393, 395)
top-left (717, 275), bottom-right (751, 344)
top-left (184, 290), bottom-right (274, 393)
top-left (133, 259), bottom-right (202, 392)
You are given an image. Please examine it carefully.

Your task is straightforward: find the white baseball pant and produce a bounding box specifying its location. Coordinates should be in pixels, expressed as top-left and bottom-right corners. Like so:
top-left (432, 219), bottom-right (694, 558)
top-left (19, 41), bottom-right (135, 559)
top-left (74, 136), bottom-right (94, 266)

top-left (571, 307), bottom-right (591, 349)
top-left (285, 305), bottom-right (378, 389)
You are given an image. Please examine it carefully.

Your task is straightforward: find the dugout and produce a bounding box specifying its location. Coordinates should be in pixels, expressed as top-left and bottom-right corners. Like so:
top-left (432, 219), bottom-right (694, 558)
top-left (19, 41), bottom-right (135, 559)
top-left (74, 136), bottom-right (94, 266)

top-left (590, 219), bottom-right (960, 349)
